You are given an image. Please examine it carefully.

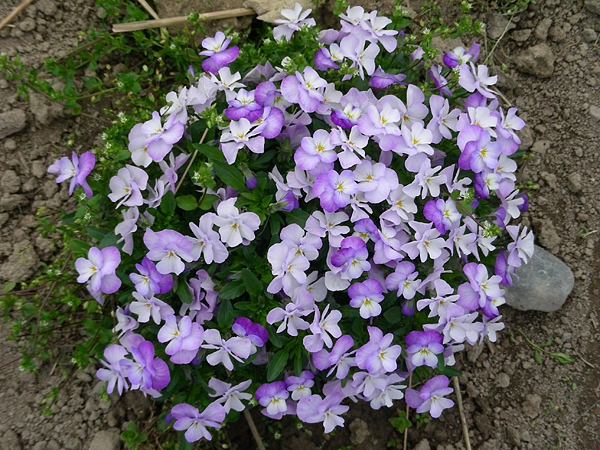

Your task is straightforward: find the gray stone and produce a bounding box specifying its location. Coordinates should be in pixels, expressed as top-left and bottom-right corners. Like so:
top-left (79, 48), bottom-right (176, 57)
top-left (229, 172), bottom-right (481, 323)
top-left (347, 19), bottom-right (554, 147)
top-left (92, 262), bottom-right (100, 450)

top-left (18, 18), bottom-right (36, 32)
top-left (534, 18), bottom-right (552, 40)
top-left (414, 439), bottom-right (431, 450)
top-left (582, 28), bottom-right (598, 42)
top-left (584, 0), bottom-right (600, 15)
top-left (512, 29), bottom-right (531, 42)
top-left (567, 172), bottom-right (582, 192)
top-left (505, 245), bottom-right (574, 312)
top-left (487, 13), bottom-right (516, 40)
top-left (36, 0), bottom-right (57, 16)
top-left (514, 43), bottom-right (555, 78)
top-left (590, 105), bottom-right (600, 121)
top-left (516, 126), bottom-right (534, 150)
top-left (1, 169), bottom-right (21, 193)
top-left (32, 442), bottom-right (47, 450)
top-left (531, 139), bottom-right (550, 154)
top-left (506, 426), bottom-right (521, 446)
top-left (466, 343), bottom-right (484, 362)
top-left (0, 109), bottom-right (27, 139)
top-left (88, 429), bottom-right (122, 450)
top-left (1, 430), bottom-right (22, 450)
top-left (549, 25), bottom-right (566, 42)
top-left (0, 240), bottom-right (40, 282)
top-left (29, 93), bottom-right (64, 126)
top-left (349, 418), bottom-right (369, 445)
top-left (521, 394), bottom-right (542, 419)
top-left (496, 372), bottom-right (510, 388)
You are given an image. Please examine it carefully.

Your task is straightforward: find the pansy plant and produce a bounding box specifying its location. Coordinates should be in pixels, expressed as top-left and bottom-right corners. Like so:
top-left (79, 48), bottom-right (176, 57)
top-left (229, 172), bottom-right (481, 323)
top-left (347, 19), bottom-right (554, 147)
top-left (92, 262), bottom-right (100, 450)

top-left (48, 3), bottom-right (533, 442)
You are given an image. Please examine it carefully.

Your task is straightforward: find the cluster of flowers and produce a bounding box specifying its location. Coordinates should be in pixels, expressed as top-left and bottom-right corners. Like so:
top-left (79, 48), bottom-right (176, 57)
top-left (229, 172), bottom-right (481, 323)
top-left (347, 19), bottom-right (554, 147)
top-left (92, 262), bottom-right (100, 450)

top-left (48, 3), bottom-right (535, 442)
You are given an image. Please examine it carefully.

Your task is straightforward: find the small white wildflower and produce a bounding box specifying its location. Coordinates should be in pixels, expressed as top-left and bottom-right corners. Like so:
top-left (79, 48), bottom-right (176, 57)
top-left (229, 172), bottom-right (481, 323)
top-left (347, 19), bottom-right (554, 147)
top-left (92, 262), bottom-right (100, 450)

top-left (274, 432), bottom-right (281, 440)
top-left (93, 173), bottom-right (101, 181)
top-left (281, 56), bottom-right (292, 68)
top-left (118, 112), bottom-right (127, 123)
top-left (55, 270), bottom-right (61, 275)
top-left (101, 132), bottom-right (108, 141)
top-left (18, 365), bottom-right (25, 372)
top-left (79, 192), bottom-right (88, 201)
top-left (170, 44), bottom-right (176, 50)
top-left (70, 358), bottom-right (78, 365)
top-left (40, 320), bottom-right (49, 327)
top-left (263, 38), bottom-right (271, 44)
top-left (116, 80), bottom-right (124, 88)
top-left (67, 301), bottom-right (73, 307)
top-left (83, 212), bottom-right (92, 221)
top-left (192, 171), bottom-right (201, 183)
top-left (422, 27), bottom-right (431, 35)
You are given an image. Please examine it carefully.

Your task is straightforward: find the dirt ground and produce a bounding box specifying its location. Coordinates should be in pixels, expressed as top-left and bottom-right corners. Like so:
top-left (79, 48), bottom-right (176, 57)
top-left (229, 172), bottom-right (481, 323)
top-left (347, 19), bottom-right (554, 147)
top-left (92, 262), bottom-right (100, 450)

top-left (1, 0), bottom-right (600, 449)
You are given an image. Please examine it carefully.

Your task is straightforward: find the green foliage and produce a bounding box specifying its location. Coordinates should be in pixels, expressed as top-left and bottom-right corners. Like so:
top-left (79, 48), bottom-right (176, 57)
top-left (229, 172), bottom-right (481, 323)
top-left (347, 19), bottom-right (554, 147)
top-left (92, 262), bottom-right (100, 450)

top-left (121, 421), bottom-right (148, 450)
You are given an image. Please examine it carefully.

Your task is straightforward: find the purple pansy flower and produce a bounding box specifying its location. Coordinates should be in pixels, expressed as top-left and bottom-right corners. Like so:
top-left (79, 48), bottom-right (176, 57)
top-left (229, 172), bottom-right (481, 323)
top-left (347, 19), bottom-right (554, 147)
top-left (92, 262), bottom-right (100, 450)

top-left (200, 31), bottom-right (240, 74)
top-left (171, 402), bottom-right (226, 442)
top-left (348, 279), bottom-right (384, 319)
top-left (405, 375), bottom-right (454, 418)
top-left (129, 257), bottom-right (173, 297)
top-left (143, 228), bottom-right (194, 275)
top-left (48, 151), bottom-right (95, 198)
top-left (405, 330), bottom-right (444, 368)
top-left (75, 246), bottom-right (122, 294)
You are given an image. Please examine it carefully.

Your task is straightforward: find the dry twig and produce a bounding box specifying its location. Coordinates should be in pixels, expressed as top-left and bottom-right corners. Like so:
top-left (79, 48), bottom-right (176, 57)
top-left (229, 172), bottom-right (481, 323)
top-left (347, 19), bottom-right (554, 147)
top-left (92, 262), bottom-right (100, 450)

top-left (113, 8), bottom-right (256, 33)
top-left (243, 409), bottom-right (267, 450)
top-left (0, 0), bottom-right (35, 32)
top-left (453, 376), bottom-right (472, 450)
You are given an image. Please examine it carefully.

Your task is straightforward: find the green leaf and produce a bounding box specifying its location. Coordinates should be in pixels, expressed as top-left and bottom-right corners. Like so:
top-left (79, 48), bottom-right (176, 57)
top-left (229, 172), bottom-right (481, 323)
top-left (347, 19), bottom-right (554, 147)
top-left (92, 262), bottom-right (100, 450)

top-left (241, 269), bottom-right (263, 297)
top-left (176, 278), bottom-right (193, 304)
top-left (389, 412), bottom-right (412, 433)
top-left (2, 282), bottom-right (16, 293)
top-left (233, 301), bottom-right (253, 311)
top-left (551, 352), bottom-right (574, 364)
top-left (383, 306), bottom-right (403, 324)
top-left (217, 298), bottom-right (235, 328)
top-left (534, 349), bottom-right (543, 364)
top-left (293, 350), bottom-right (303, 376)
top-left (176, 195), bottom-right (198, 211)
top-left (211, 160), bottom-right (246, 191)
top-left (160, 190), bottom-right (176, 215)
top-left (198, 194), bottom-right (219, 210)
top-left (267, 349), bottom-right (289, 381)
top-left (61, 211), bottom-right (77, 225)
top-left (86, 194), bottom-right (102, 210)
top-left (217, 281), bottom-right (246, 300)
top-left (435, 354), bottom-right (462, 377)
top-left (99, 232), bottom-right (120, 249)
top-left (69, 239), bottom-right (91, 256)
top-left (284, 208), bottom-right (310, 226)
top-left (87, 227), bottom-right (108, 242)
top-left (193, 143), bottom-right (224, 161)
top-left (434, 365), bottom-right (463, 377)
top-left (268, 326), bottom-right (284, 347)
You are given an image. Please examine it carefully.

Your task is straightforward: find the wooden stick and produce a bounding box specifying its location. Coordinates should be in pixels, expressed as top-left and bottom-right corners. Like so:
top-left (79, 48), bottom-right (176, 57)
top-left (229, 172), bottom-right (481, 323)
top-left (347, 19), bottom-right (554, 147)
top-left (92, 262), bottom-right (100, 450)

top-left (136, 0), bottom-right (160, 20)
top-left (403, 372), bottom-right (412, 450)
top-left (112, 8), bottom-right (256, 32)
top-left (453, 376), bottom-right (472, 450)
top-left (243, 409), bottom-right (267, 450)
top-left (0, 0), bottom-right (35, 32)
